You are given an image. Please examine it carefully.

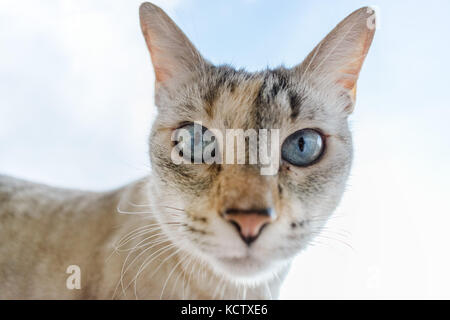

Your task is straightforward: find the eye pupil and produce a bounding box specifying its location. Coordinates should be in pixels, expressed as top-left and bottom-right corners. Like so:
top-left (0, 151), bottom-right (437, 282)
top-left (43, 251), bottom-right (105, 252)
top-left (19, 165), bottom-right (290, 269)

top-left (211, 136), bottom-right (216, 157)
top-left (298, 137), bottom-right (305, 152)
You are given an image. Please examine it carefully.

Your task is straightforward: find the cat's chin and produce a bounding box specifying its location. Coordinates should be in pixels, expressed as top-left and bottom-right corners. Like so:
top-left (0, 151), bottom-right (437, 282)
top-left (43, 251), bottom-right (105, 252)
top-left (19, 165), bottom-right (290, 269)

top-left (212, 256), bottom-right (285, 284)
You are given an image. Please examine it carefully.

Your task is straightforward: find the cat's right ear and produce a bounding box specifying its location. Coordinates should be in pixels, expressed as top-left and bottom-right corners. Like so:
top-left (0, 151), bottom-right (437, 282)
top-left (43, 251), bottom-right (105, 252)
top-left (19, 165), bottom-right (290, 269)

top-left (139, 2), bottom-right (207, 88)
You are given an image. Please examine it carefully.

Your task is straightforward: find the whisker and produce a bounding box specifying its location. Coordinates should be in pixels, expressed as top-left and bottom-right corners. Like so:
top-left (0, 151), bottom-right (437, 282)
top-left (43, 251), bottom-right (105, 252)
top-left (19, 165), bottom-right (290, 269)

top-left (160, 205), bottom-right (185, 212)
top-left (118, 237), bottom-right (172, 298)
top-left (241, 284), bottom-right (247, 300)
top-left (147, 245), bottom-right (184, 279)
top-left (115, 222), bottom-right (184, 249)
top-left (127, 201), bottom-right (186, 213)
top-left (131, 243), bottom-right (179, 298)
top-left (115, 231), bottom-right (168, 252)
top-left (309, 214), bottom-right (346, 221)
top-left (127, 201), bottom-right (153, 207)
top-left (185, 255), bottom-right (200, 299)
top-left (117, 207), bottom-right (184, 216)
top-left (171, 255), bottom-right (194, 299)
top-left (314, 228), bottom-right (352, 239)
top-left (265, 282), bottom-right (273, 300)
top-left (115, 226), bottom-right (163, 248)
top-left (212, 274), bottom-right (225, 299)
top-left (159, 252), bottom-right (188, 300)
top-left (310, 232), bottom-right (355, 252)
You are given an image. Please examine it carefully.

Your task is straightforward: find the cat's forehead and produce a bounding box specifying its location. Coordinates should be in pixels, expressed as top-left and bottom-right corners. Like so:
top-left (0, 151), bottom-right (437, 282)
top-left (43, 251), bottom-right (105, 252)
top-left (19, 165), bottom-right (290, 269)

top-left (192, 65), bottom-right (320, 130)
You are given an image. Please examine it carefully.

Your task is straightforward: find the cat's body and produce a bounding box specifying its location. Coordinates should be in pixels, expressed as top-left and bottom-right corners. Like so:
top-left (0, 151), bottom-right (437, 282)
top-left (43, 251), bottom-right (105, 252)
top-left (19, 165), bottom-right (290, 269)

top-left (0, 175), bottom-right (284, 299)
top-left (0, 3), bottom-right (375, 299)
top-left (0, 174), bottom-right (125, 299)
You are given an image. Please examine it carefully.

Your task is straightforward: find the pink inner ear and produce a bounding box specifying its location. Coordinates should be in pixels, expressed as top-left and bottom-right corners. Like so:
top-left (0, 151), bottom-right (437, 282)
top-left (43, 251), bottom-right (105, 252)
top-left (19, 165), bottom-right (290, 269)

top-left (141, 25), bottom-right (171, 83)
top-left (337, 64), bottom-right (361, 103)
top-left (337, 72), bottom-right (358, 90)
top-left (337, 30), bottom-right (374, 92)
top-left (147, 45), bottom-right (170, 83)
top-left (152, 57), bottom-right (172, 83)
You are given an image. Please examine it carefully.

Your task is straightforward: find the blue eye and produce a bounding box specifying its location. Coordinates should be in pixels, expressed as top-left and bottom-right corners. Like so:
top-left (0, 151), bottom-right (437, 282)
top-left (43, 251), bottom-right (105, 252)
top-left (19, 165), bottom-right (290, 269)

top-left (281, 129), bottom-right (324, 166)
top-left (174, 123), bottom-right (216, 163)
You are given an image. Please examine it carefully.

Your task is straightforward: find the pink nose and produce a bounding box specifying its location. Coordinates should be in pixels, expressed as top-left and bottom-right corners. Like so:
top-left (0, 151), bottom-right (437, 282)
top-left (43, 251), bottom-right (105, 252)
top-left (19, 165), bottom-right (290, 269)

top-left (224, 208), bottom-right (274, 245)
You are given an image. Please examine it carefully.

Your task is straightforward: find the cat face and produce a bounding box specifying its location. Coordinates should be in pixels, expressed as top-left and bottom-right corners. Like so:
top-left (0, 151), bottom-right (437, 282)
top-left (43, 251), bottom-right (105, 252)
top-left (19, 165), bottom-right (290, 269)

top-left (140, 3), bottom-right (375, 283)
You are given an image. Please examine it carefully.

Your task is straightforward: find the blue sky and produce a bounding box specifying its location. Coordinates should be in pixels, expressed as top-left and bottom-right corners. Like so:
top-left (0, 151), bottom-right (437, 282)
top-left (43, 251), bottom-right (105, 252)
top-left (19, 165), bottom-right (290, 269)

top-left (1, 0), bottom-right (449, 298)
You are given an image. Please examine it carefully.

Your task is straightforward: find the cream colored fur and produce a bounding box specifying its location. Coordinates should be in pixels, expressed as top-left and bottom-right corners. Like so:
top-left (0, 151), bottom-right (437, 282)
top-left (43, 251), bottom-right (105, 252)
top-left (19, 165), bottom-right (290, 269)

top-left (0, 175), bottom-right (285, 299)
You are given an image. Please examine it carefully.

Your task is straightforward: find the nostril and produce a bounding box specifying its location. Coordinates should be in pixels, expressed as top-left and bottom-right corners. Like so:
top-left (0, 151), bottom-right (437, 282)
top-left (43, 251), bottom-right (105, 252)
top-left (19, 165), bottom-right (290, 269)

top-left (229, 220), bottom-right (241, 233)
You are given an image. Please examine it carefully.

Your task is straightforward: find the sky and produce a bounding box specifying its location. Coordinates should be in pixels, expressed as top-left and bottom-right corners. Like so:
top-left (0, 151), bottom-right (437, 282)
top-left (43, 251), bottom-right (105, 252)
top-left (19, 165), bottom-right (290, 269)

top-left (1, 0), bottom-right (450, 299)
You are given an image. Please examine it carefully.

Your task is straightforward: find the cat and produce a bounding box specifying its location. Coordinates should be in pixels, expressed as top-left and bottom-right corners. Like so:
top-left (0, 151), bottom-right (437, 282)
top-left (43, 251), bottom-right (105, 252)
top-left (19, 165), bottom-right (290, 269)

top-left (0, 2), bottom-right (375, 299)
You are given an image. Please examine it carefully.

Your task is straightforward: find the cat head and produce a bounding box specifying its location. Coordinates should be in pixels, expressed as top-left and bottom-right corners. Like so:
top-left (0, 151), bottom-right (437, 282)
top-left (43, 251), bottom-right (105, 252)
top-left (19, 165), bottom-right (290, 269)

top-left (140, 2), bottom-right (375, 283)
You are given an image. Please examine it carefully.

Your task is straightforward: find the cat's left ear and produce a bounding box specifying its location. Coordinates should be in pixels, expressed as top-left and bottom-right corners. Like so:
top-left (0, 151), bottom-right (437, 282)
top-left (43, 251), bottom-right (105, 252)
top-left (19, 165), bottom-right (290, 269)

top-left (139, 2), bottom-right (207, 88)
top-left (295, 7), bottom-right (376, 113)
